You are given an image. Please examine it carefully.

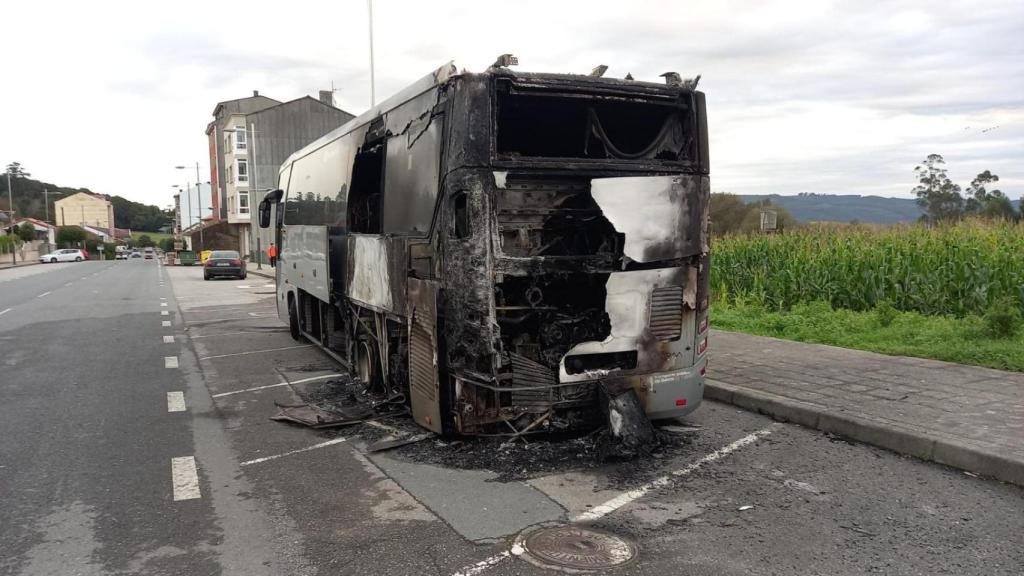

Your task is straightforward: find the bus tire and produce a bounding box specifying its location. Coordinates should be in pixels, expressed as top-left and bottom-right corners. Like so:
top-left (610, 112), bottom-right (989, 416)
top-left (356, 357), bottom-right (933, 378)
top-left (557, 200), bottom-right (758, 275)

top-left (288, 297), bottom-right (302, 341)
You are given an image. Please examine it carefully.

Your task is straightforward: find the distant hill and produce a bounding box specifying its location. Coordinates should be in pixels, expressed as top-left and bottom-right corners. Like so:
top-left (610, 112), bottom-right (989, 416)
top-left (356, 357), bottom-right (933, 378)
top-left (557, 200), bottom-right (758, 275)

top-left (740, 193), bottom-right (1021, 224)
top-left (1, 174), bottom-right (170, 232)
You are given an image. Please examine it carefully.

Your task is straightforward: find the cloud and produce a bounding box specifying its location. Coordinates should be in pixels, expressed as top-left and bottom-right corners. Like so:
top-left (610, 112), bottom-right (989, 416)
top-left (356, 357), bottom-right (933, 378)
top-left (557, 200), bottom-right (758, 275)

top-left (0, 0), bottom-right (1020, 207)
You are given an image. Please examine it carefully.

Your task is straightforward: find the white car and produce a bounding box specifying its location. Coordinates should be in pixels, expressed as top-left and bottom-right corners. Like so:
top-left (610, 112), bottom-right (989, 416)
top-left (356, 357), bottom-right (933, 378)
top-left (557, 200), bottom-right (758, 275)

top-left (40, 249), bottom-right (84, 263)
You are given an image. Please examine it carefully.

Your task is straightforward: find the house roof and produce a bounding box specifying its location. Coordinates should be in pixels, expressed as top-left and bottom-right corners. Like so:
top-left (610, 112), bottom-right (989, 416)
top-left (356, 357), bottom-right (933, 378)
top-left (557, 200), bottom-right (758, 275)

top-left (14, 217), bottom-right (56, 230)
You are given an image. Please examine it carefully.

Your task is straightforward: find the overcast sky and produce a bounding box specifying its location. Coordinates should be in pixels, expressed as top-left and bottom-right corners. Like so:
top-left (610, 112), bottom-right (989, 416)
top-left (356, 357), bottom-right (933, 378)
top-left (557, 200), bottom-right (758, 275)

top-left (1, 0), bottom-right (1021, 208)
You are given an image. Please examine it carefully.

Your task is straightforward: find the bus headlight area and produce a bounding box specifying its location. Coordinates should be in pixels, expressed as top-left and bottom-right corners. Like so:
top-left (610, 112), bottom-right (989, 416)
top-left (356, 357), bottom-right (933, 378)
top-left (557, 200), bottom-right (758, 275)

top-left (259, 58), bottom-right (711, 442)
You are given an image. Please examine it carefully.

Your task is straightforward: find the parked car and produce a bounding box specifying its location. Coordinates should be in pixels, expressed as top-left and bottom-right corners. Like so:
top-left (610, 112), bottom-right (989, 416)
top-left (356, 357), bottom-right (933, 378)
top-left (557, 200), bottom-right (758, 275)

top-left (130, 251), bottom-right (142, 259)
top-left (116, 252), bottom-right (128, 260)
top-left (203, 250), bottom-right (247, 280)
top-left (39, 249), bottom-right (84, 263)
top-left (144, 248), bottom-right (155, 260)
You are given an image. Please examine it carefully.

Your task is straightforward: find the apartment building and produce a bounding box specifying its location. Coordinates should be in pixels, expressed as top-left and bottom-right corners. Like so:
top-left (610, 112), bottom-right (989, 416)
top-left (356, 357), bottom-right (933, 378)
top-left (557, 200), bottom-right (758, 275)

top-left (206, 90), bottom-right (353, 259)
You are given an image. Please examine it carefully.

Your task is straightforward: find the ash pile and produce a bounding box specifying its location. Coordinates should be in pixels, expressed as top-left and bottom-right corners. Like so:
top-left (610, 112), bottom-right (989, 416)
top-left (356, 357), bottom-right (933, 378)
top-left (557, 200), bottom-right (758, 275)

top-left (278, 377), bottom-right (701, 482)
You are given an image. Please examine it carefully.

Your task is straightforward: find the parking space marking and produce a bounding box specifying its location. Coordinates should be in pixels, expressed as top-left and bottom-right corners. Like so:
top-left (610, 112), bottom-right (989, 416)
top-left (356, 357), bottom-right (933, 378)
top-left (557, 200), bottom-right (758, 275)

top-left (210, 373), bottom-right (342, 399)
top-left (184, 314), bottom-right (275, 325)
top-left (167, 392), bottom-right (186, 412)
top-left (188, 330), bottom-right (278, 340)
top-left (199, 344), bottom-right (312, 361)
top-left (211, 382), bottom-right (288, 398)
top-left (452, 552), bottom-right (512, 576)
top-left (449, 423), bottom-right (782, 576)
top-left (162, 321), bottom-right (172, 327)
top-left (164, 356), bottom-right (179, 369)
top-left (239, 437), bottom-right (347, 467)
top-left (37, 291), bottom-right (51, 298)
top-left (171, 456), bottom-right (201, 500)
top-left (573, 423), bottom-right (781, 522)
top-left (161, 303), bottom-right (168, 307)
top-left (0, 308), bottom-right (10, 316)
top-left (161, 311), bottom-right (169, 316)
top-left (163, 335), bottom-right (175, 343)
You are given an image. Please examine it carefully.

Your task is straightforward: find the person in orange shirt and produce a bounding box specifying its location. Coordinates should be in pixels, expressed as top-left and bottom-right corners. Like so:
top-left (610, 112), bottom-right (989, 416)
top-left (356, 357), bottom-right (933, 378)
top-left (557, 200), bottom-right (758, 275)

top-left (267, 242), bottom-right (278, 267)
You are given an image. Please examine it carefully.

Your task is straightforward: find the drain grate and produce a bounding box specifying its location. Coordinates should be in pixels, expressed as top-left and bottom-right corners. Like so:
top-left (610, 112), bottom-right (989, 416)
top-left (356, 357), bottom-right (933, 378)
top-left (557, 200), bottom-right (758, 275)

top-left (516, 525), bottom-right (638, 572)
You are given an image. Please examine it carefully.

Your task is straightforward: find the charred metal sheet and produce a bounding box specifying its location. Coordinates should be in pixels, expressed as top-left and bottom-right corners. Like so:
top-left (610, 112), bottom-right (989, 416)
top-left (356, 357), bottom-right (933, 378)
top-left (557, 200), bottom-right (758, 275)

top-left (347, 235), bottom-right (392, 310)
top-left (408, 277), bottom-right (443, 433)
top-left (591, 175), bottom-right (704, 263)
top-left (559, 266), bottom-right (695, 384)
top-left (367, 432), bottom-right (433, 453)
top-left (270, 402), bottom-right (373, 428)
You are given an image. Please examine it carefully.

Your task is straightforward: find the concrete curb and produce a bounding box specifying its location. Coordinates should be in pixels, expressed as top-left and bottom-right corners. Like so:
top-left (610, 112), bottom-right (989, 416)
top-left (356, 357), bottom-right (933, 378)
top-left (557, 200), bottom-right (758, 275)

top-left (705, 379), bottom-right (1024, 487)
top-left (0, 261), bottom-right (41, 271)
top-left (248, 268), bottom-right (275, 280)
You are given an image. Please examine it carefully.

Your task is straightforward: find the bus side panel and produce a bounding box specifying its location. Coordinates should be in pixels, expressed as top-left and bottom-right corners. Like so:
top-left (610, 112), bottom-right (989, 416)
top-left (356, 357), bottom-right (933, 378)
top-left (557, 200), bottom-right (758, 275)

top-left (408, 277), bottom-right (443, 433)
top-left (280, 224), bottom-right (330, 303)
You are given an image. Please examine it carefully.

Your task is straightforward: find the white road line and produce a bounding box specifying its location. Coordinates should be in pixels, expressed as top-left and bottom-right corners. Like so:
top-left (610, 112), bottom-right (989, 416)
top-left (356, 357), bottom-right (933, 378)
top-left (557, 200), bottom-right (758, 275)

top-left (163, 335), bottom-right (175, 343)
top-left (199, 344), bottom-right (312, 360)
top-left (167, 391), bottom-right (186, 412)
top-left (451, 552), bottom-right (512, 576)
top-left (171, 456), bottom-right (201, 500)
top-left (37, 291), bottom-right (51, 298)
top-left (572, 424), bottom-right (780, 523)
top-left (160, 297), bottom-right (167, 300)
top-left (448, 424), bottom-right (781, 576)
top-left (162, 320), bottom-right (172, 327)
top-left (0, 308), bottom-right (10, 316)
top-left (184, 314), bottom-right (275, 325)
top-left (211, 382), bottom-right (288, 398)
top-left (161, 311), bottom-right (169, 316)
top-left (160, 303), bottom-right (168, 307)
top-left (188, 330), bottom-right (276, 339)
top-left (164, 356), bottom-right (179, 369)
top-left (239, 437), bottom-right (347, 467)
top-left (210, 373), bottom-right (343, 399)
top-left (64, 282), bottom-right (73, 287)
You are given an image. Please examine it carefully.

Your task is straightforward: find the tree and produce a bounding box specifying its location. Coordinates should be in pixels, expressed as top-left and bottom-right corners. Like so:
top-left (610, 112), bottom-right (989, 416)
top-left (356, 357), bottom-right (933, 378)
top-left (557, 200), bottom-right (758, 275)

top-left (913, 154), bottom-right (963, 223)
top-left (17, 221), bottom-right (36, 242)
top-left (136, 234), bottom-right (155, 248)
top-left (965, 170), bottom-right (1015, 220)
top-left (56, 225), bottom-right (87, 247)
top-left (159, 238), bottom-right (176, 252)
top-left (709, 193), bottom-right (751, 236)
top-left (5, 162), bottom-right (31, 178)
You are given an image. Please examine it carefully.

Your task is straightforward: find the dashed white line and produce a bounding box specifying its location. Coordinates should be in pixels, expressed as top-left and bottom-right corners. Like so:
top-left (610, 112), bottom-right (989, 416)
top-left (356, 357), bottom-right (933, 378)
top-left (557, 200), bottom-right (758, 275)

top-left (167, 391), bottom-right (186, 412)
top-left (164, 356), bottom-right (179, 369)
top-left (161, 311), bottom-right (169, 316)
top-left (64, 282), bottom-right (73, 287)
top-left (239, 437), bottom-right (347, 467)
top-left (188, 330), bottom-right (274, 339)
top-left (572, 424), bottom-right (780, 522)
top-left (37, 291), bottom-right (51, 298)
top-left (160, 303), bottom-right (168, 307)
top-left (162, 320), bottom-right (172, 327)
top-left (163, 335), bottom-right (175, 343)
top-left (0, 307), bottom-right (11, 316)
top-left (171, 456), bottom-right (201, 500)
top-left (199, 344), bottom-right (311, 360)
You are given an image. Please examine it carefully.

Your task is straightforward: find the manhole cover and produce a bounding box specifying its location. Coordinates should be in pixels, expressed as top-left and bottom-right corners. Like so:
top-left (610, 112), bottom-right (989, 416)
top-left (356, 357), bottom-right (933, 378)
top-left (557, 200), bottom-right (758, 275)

top-left (515, 525), bottom-right (638, 572)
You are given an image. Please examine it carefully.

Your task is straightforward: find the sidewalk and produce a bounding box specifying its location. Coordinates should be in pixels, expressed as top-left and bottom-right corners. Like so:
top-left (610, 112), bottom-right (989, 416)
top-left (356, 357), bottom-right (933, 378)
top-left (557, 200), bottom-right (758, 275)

top-left (0, 259), bottom-right (40, 270)
top-left (707, 329), bottom-right (1024, 486)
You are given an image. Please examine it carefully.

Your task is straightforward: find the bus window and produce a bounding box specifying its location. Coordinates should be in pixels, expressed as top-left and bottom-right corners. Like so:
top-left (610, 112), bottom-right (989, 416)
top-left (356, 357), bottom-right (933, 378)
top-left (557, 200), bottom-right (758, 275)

top-left (383, 114), bottom-right (442, 235)
top-left (285, 137), bottom-right (353, 227)
top-left (348, 143), bottom-right (384, 233)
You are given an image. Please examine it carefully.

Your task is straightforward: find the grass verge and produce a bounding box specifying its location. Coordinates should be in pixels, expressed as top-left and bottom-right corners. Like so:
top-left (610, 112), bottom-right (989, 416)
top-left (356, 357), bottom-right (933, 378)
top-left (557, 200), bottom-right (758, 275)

top-left (712, 300), bottom-right (1024, 372)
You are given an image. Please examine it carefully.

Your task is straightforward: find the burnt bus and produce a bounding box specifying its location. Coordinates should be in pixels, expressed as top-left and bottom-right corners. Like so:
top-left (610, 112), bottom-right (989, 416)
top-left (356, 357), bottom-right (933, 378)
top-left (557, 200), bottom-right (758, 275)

top-left (258, 61), bottom-right (710, 436)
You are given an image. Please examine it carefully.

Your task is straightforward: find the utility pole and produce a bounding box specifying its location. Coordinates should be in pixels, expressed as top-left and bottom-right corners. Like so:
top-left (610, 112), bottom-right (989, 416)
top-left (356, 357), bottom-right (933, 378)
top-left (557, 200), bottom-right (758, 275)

top-left (44, 188), bottom-right (49, 223)
top-left (195, 182), bottom-right (204, 252)
top-left (6, 170), bottom-right (14, 266)
top-left (368, 0), bottom-right (376, 106)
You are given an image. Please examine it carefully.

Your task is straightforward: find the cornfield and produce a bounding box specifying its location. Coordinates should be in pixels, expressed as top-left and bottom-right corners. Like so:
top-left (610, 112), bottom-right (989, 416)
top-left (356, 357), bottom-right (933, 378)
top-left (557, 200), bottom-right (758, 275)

top-left (711, 220), bottom-right (1024, 317)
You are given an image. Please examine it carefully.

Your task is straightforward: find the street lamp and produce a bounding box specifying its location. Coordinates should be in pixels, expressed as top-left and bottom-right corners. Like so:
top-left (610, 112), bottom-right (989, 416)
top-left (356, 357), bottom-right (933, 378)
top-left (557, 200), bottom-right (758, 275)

top-left (5, 170), bottom-right (14, 266)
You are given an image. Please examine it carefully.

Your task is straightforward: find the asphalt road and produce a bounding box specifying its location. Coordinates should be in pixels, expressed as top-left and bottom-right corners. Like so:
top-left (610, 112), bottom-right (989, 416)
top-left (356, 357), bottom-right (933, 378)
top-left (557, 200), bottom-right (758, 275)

top-left (1, 260), bottom-right (1022, 576)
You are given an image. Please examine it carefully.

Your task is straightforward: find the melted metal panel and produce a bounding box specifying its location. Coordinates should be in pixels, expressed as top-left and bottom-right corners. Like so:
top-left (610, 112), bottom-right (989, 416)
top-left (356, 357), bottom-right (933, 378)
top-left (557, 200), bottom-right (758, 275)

top-left (281, 225), bottom-right (329, 303)
top-left (347, 235), bottom-right (393, 310)
top-left (591, 175), bottom-right (703, 263)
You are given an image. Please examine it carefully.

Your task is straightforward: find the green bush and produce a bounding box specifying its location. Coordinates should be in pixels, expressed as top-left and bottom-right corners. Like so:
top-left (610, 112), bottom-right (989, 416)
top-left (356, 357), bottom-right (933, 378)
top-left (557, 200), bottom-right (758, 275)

top-left (875, 300), bottom-right (897, 327)
top-left (984, 297), bottom-right (1021, 338)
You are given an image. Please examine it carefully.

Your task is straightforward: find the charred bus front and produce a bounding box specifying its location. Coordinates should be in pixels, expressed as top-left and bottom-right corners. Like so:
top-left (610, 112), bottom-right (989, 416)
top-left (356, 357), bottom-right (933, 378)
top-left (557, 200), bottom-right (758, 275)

top-left (259, 61), bottom-right (710, 436)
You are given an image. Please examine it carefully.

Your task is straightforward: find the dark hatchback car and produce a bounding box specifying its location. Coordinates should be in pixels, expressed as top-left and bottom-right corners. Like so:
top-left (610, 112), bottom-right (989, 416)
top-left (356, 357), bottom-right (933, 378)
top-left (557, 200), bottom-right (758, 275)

top-left (203, 250), bottom-right (247, 280)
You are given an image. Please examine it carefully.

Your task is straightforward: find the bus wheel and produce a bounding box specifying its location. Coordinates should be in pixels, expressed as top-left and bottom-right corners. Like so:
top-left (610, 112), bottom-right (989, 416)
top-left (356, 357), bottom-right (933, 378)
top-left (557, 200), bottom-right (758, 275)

top-left (288, 298), bottom-right (301, 341)
top-left (356, 339), bottom-right (378, 388)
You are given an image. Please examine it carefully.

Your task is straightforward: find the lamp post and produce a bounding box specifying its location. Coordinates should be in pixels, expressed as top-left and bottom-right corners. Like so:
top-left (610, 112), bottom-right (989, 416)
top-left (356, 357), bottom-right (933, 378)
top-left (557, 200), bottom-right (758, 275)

top-left (6, 171), bottom-right (14, 266)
